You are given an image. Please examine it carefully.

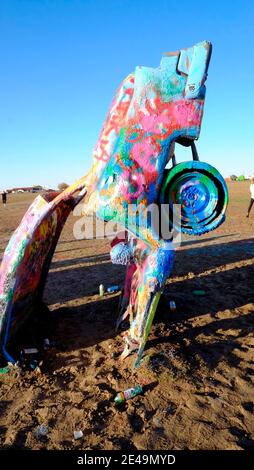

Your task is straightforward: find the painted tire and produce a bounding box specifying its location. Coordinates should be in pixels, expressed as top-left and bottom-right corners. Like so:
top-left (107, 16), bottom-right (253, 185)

top-left (160, 161), bottom-right (228, 235)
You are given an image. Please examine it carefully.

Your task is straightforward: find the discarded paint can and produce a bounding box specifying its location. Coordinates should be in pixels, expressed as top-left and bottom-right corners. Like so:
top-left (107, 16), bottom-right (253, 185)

top-left (169, 301), bottom-right (176, 312)
top-left (107, 285), bottom-right (119, 293)
top-left (43, 338), bottom-right (50, 350)
top-left (35, 425), bottom-right (48, 438)
top-left (114, 385), bottom-right (143, 404)
top-left (29, 359), bottom-right (39, 370)
top-left (74, 430), bottom-right (83, 440)
top-left (99, 284), bottom-right (105, 296)
top-left (23, 348), bottom-right (39, 355)
top-left (193, 289), bottom-right (206, 296)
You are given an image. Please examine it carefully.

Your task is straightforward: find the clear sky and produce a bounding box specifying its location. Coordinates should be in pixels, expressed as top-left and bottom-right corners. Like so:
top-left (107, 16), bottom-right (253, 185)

top-left (0, 0), bottom-right (253, 189)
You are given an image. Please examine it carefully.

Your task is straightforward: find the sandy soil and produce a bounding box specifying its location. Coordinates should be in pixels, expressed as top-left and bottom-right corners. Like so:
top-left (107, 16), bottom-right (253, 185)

top-left (0, 181), bottom-right (254, 450)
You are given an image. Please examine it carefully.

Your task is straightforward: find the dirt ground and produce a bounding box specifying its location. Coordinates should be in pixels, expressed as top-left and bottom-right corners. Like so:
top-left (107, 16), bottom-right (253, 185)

top-left (0, 181), bottom-right (254, 450)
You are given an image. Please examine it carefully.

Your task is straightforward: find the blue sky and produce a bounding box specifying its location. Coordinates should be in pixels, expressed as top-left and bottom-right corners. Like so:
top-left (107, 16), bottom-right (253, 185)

top-left (0, 0), bottom-right (253, 189)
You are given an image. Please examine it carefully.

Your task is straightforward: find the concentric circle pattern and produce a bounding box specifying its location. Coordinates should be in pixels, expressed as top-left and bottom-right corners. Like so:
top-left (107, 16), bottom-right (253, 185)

top-left (160, 161), bottom-right (228, 235)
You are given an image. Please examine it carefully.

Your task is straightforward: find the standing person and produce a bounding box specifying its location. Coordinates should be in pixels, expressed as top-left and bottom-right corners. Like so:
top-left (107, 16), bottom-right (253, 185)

top-left (246, 178), bottom-right (254, 217)
top-left (2, 191), bottom-right (7, 206)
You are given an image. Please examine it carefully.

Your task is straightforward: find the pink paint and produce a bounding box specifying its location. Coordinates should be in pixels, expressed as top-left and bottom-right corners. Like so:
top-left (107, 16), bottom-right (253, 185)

top-left (140, 113), bottom-right (170, 134)
top-left (131, 138), bottom-right (159, 184)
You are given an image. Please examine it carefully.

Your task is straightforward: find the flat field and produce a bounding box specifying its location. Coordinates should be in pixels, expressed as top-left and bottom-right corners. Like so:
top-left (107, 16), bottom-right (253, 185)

top-left (0, 181), bottom-right (254, 450)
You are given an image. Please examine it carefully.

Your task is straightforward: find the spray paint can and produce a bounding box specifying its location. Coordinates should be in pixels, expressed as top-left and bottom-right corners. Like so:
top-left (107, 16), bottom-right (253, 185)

top-left (23, 348), bottom-right (39, 355)
top-left (99, 284), bottom-right (105, 296)
top-left (114, 385), bottom-right (143, 404)
top-left (107, 285), bottom-right (119, 293)
top-left (169, 301), bottom-right (176, 312)
top-left (43, 338), bottom-right (50, 350)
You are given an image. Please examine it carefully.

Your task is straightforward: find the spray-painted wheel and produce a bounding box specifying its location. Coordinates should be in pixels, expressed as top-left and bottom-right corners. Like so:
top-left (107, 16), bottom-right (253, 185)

top-left (160, 161), bottom-right (228, 236)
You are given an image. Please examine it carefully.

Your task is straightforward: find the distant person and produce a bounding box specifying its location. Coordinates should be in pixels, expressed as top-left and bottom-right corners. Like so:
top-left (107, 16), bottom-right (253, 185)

top-left (1, 191), bottom-right (7, 206)
top-left (246, 178), bottom-right (254, 217)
